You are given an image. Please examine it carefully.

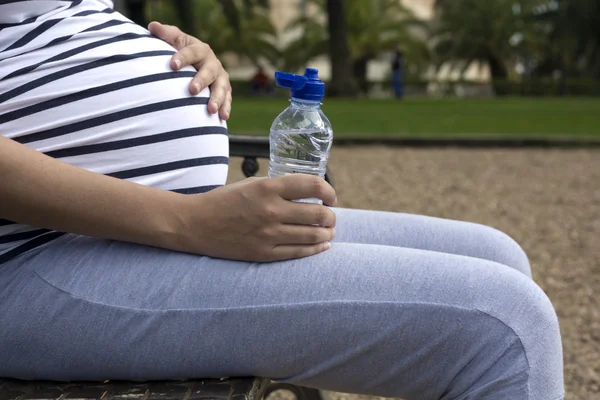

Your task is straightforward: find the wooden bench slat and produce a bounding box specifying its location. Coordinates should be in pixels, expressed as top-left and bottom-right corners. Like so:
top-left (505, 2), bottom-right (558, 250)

top-left (0, 377), bottom-right (270, 400)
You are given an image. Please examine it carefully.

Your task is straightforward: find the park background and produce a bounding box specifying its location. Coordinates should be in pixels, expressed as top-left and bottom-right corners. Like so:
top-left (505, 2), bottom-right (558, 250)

top-left (115, 1), bottom-right (598, 399)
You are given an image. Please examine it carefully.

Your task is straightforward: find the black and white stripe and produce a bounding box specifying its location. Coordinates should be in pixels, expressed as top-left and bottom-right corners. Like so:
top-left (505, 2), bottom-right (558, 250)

top-left (0, 0), bottom-right (229, 264)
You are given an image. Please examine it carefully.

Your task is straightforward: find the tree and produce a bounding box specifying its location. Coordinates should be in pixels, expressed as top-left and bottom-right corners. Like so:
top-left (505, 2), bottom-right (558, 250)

top-left (218, 0), bottom-right (270, 36)
top-left (431, 0), bottom-right (545, 90)
top-left (283, 0), bottom-right (429, 95)
top-left (431, 0), bottom-right (600, 95)
top-left (146, 0), bottom-right (280, 69)
top-left (345, 0), bottom-right (429, 93)
top-left (326, 0), bottom-right (358, 96)
top-left (532, 0), bottom-right (600, 80)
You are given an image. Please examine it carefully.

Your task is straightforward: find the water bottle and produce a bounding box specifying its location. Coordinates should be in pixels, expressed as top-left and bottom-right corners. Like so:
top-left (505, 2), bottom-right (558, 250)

top-left (268, 67), bottom-right (333, 204)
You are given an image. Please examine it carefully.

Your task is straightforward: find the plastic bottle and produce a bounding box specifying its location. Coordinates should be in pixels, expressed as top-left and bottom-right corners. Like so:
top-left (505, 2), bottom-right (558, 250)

top-left (268, 67), bottom-right (333, 204)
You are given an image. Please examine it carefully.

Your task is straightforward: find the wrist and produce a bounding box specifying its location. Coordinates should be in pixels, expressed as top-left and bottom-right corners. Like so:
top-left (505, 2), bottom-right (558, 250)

top-left (147, 190), bottom-right (192, 252)
top-left (151, 189), bottom-right (218, 256)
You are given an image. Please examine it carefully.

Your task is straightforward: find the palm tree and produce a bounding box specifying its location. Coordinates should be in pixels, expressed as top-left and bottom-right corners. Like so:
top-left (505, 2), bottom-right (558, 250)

top-left (282, 0), bottom-right (429, 94)
top-left (533, 0), bottom-right (600, 80)
top-left (146, 0), bottom-right (280, 69)
top-left (218, 0), bottom-right (270, 36)
top-left (430, 0), bottom-right (545, 90)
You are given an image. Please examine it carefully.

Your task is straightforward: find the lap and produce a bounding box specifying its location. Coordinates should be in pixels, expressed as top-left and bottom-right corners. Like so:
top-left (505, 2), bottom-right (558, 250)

top-left (11, 228), bottom-right (529, 311)
top-left (6, 208), bottom-right (531, 311)
top-left (0, 210), bottom-right (561, 399)
top-left (0, 208), bottom-right (533, 317)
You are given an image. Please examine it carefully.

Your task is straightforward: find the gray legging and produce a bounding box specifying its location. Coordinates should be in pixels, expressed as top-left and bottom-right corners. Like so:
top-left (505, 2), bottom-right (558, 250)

top-left (0, 208), bottom-right (564, 400)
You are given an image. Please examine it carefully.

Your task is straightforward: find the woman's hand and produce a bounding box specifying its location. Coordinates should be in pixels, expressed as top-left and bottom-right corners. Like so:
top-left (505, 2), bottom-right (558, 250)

top-left (148, 21), bottom-right (232, 120)
top-left (176, 174), bottom-right (338, 262)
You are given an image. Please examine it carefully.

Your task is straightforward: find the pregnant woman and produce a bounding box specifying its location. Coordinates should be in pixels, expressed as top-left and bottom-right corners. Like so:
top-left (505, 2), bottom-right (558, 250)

top-left (0, 1), bottom-right (564, 399)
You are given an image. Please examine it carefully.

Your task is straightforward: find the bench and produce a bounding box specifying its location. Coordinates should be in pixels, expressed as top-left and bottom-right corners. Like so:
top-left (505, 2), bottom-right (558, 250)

top-left (0, 377), bottom-right (324, 400)
top-left (0, 135), bottom-right (329, 400)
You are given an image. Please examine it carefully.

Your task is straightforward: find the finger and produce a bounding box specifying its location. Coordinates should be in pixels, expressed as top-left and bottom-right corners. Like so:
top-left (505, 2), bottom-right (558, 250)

top-left (270, 242), bottom-right (331, 261)
top-left (171, 42), bottom-right (212, 74)
top-left (192, 60), bottom-right (221, 96)
top-left (276, 225), bottom-right (335, 244)
top-left (280, 202), bottom-right (336, 227)
top-left (148, 21), bottom-right (198, 71)
top-left (206, 74), bottom-right (230, 113)
top-left (219, 89), bottom-right (232, 120)
top-left (278, 174), bottom-right (337, 206)
top-left (148, 21), bottom-right (195, 50)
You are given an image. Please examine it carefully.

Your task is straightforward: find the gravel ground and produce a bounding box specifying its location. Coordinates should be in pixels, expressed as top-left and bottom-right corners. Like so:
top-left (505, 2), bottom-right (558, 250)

top-left (228, 147), bottom-right (599, 400)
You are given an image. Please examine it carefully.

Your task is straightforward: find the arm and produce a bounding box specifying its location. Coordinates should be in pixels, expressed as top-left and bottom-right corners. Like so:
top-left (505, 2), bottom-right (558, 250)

top-left (0, 136), bottom-right (337, 262)
top-left (0, 135), bottom-right (185, 251)
top-left (0, 23), bottom-right (228, 253)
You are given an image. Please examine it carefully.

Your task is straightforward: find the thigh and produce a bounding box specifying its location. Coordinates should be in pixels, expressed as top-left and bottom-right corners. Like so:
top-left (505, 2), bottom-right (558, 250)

top-left (0, 234), bottom-right (561, 399)
top-left (332, 207), bottom-right (531, 276)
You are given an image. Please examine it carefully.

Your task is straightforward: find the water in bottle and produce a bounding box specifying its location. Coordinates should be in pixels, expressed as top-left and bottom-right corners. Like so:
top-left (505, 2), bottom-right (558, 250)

top-left (268, 68), bottom-right (333, 204)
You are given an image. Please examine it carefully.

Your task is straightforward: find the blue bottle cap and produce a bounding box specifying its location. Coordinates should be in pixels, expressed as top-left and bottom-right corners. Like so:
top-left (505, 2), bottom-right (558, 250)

top-left (274, 67), bottom-right (325, 101)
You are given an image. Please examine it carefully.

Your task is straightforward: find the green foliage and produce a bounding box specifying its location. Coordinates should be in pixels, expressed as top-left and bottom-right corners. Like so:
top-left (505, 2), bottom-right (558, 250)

top-left (432, 0), bottom-right (600, 82)
top-left (344, 0), bottom-right (429, 65)
top-left (532, 0), bottom-right (600, 79)
top-left (281, 0), bottom-right (430, 83)
top-left (431, 0), bottom-right (544, 79)
top-left (146, 0), bottom-right (280, 67)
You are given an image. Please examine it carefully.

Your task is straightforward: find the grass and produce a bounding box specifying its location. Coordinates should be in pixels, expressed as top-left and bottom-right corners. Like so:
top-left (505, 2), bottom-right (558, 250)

top-left (227, 97), bottom-right (600, 138)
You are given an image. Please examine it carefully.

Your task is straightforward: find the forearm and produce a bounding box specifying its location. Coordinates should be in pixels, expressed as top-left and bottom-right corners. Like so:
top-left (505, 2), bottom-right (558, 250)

top-left (0, 135), bottom-right (187, 250)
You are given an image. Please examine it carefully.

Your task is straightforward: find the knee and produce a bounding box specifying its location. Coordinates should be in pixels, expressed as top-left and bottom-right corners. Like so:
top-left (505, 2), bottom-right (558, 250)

top-left (479, 266), bottom-right (560, 342)
top-left (491, 271), bottom-right (562, 390)
top-left (500, 275), bottom-right (563, 396)
top-left (501, 274), bottom-right (561, 347)
top-left (455, 273), bottom-right (563, 398)
top-left (468, 222), bottom-right (532, 277)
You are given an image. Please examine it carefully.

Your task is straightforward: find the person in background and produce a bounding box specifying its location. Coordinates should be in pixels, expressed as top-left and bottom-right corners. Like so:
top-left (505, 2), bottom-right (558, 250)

top-left (251, 66), bottom-right (273, 96)
top-left (391, 44), bottom-right (405, 99)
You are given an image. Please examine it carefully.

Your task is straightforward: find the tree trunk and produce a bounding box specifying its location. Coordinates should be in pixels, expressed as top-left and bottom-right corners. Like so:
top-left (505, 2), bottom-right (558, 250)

top-left (352, 55), bottom-right (371, 95)
top-left (174, 0), bottom-right (195, 35)
top-left (219, 0), bottom-right (241, 38)
top-left (488, 55), bottom-right (508, 96)
top-left (326, 0), bottom-right (358, 97)
top-left (124, 0), bottom-right (146, 27)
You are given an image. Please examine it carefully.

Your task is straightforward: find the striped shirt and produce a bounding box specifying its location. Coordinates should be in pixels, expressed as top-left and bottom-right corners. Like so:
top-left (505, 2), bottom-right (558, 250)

top-left (0, 0), bottom-right (229, 264)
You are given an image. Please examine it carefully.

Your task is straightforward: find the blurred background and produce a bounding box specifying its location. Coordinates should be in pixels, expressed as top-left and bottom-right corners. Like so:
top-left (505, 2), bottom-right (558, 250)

top-left (115, 1), bottom-right (598, 400)
top-left (111, 0), bottom-right (600, 139)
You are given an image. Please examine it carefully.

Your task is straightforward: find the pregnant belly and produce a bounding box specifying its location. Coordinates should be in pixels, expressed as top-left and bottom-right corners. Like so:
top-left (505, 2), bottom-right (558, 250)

top-left (0, 3), bottom-right (228, 194)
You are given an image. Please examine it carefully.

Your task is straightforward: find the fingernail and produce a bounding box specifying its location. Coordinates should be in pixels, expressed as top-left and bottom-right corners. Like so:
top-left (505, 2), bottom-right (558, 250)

top-left (211, 102), bottom-right (219, 111)
top-left (173, 59), bottom-right (182, 69)
top-left (324, 242), bottom-right (331, 250)
top-left (193, 83), bottom-right (201, 93)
